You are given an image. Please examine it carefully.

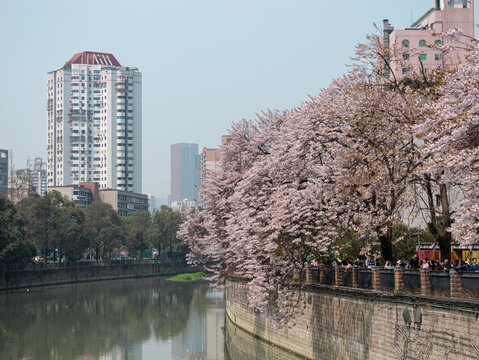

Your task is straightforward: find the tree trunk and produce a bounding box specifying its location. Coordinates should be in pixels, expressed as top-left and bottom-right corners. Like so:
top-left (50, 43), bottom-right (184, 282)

top-left (378, 225), bottom-right (394, 262)
top-left (424, 176), bottom-right (452, 261)
top-left (437, 232), bottom-right (452, 261)
top-left (439, 183), bottom-right (452, 261)
top-left (379, 235), bottom-right (393, 262)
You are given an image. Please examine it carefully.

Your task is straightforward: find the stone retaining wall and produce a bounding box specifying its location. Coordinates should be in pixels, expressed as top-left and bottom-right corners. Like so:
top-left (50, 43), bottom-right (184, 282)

top-left (0, 263), bottom-right (198, 291)
top-left (226, 279), bottom-right (479, 360)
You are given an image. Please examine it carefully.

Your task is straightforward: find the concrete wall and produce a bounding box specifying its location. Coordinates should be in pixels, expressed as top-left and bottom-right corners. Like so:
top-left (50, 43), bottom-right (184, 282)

top-left (226, 279), bottom-right (479, 360)
top-left (0, 263), bottom-right (197, 291)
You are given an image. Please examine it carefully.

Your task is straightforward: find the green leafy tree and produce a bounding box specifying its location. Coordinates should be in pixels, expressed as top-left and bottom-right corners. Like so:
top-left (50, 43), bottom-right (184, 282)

top-left (54, 204), bottom-right (86, 262)
top-left (335, 231), bottom-right (367, 260)
top-left (151, 206), bottom-right (182, 252)
top-left (124, 211), bottom-right (153, 259)
top-left (84, 202), bottom-right (124, 260)
top-left (392, 223), bottom-right (434, 261)
top-left (18, 191), bottom-right (85, 262)
top-left (19, 191), bottom-right (63, 262)
top-left (0, 195), bottom-right (35, 266)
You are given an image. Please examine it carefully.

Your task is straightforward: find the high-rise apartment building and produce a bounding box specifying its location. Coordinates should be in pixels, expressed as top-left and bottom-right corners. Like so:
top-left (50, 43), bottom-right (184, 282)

top-left (47, 51), bottom-right (142, 193)
top-left (0, 150), bottom-right (8, 195)
top-left (170, 143), bottom-right (201, 203)
top-left (384, 0), bottom-right (475, 79)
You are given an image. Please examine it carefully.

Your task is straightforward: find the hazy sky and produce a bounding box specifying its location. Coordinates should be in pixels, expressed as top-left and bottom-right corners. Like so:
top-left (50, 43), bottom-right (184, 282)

top-left (0, 0), bottom-right (476, 197)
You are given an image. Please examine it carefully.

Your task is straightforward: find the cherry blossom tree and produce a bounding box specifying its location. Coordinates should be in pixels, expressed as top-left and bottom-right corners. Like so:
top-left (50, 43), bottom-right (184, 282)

top-left (179, 29), bottom-right (479, 319)
top-left (327, 73), bottom-right (420, 261)
top-left (179, 68), bottom-right (419, 317)
top-left (417, 36), bottom-right (479, 246)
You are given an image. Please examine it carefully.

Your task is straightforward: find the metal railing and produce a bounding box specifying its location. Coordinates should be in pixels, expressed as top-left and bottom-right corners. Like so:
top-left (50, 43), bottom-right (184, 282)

top-left (305, 266), bottom-right (479, 299)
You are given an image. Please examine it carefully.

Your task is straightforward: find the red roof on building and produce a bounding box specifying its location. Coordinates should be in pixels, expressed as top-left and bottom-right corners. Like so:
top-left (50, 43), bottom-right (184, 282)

top-left (64, 51), bottom-right (121, 67)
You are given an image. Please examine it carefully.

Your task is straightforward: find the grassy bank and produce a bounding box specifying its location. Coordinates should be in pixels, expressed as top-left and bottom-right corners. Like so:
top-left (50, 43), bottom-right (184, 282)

top-left (167, 272), bottom-right (206, 282)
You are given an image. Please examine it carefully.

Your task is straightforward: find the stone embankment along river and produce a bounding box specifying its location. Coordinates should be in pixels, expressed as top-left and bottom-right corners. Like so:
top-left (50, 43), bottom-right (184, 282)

top-left (0, 263), bottom-right (199, 291)
top-left (226, 278), bottom-right (479, 360)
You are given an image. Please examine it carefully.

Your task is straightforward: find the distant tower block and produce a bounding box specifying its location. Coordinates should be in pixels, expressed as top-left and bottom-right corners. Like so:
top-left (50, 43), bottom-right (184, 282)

top-left (46, 52), bottom-right (142, 193)
top-left (170, 143), bottom-right (201, 203)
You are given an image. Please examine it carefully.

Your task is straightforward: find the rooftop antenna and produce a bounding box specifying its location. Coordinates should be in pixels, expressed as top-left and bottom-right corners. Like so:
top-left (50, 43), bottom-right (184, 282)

top-left (411, 9), bottom-right (413, 25)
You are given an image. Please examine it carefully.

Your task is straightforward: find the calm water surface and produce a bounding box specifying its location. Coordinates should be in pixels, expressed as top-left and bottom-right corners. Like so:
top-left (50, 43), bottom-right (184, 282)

top-left (0, 277), bottom-right (300, 360)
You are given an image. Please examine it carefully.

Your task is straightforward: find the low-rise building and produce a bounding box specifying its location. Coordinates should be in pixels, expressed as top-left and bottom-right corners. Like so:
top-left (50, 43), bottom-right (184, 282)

top-left (48, 185), bottom-right (92, 208)
top-left (79, 181), bottom-right (99, 201)
top-left (171, 199), bottom-right (197, 212)
top-left (99, 189), bottom-right (149, 217)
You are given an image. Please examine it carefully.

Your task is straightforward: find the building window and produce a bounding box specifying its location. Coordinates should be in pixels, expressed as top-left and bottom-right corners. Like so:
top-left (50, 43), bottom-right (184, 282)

top-left (419, 40), bottom-right (427, 47)
top-left (435, 54), bottom-right (443, 61)
top-left (402, 68), bottom-right (410, 75)
top-left (419, 54), bottom-right (427, 61)
top-left (402, 39), bottom-right (410, 48)
top-left (434, 39), bottom-right (442, 46)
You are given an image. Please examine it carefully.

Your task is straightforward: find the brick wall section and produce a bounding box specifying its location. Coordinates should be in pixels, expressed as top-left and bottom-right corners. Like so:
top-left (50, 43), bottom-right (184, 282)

top-left (319, 264), bottom-right (327, 284)
top-left (450, 269), bottom-right (462, 298)
top-left (372, 267), bottom-right (381, 290)
top-left (226, 279), bottom-right (479, 360)
top-left (0, 263), bottom-right (198, 291)
top-left (394, 267), bottom-right (404, 292)
top-left (420, 269), bottom-right (431, 296)
top-left (352, 267), bottom-right (360, 288)
top-left (306, 267), bottom-right (313, 285)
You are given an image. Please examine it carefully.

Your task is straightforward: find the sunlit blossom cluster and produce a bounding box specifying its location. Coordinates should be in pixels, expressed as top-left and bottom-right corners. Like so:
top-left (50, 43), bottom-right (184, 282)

top-left (179, 35), bottom-right (479, 319)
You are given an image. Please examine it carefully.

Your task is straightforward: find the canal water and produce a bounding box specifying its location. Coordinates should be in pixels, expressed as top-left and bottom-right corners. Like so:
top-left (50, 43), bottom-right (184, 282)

top-left (0, 277), bottom-right (300, 360)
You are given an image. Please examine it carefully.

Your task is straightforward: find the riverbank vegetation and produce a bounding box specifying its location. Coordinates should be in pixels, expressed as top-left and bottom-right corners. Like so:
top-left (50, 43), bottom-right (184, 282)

top-left (179, 30), bottom-right (479, 320)
top-left (167, 272), bottom-right (206, 282)
top-left (0, 193), bottom-right (185, 266)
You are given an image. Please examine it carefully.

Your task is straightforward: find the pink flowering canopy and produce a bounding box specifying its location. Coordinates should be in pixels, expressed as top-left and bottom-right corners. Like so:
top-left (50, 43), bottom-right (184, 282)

top-left (179, 31), bottom-right (479, 319)
top-left (417, 37), bottom-right (479, 245)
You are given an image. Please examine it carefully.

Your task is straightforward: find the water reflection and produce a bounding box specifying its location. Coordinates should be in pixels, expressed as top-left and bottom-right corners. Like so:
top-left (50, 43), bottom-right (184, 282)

top-left (0, 277), bottom-right (223, 360)
top-left (0, 277), bottom-right (300, 360)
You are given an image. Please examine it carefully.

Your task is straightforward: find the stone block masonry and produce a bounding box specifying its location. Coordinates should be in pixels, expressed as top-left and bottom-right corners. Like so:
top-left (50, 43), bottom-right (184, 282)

top-left (226, 278), bottom-right (479, 360)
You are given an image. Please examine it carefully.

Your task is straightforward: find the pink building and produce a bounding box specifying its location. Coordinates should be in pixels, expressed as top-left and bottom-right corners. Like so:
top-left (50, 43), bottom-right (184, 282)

top-left (384, 0), bottom-right (475, 79)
